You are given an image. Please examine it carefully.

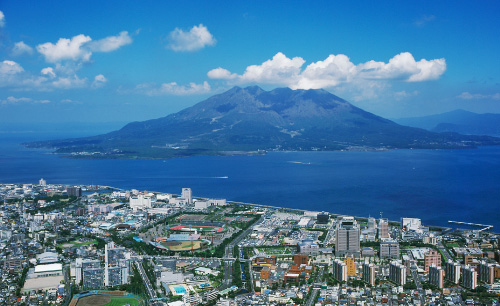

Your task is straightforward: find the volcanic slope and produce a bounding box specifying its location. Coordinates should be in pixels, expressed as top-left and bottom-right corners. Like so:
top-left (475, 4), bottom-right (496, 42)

top-left (26, 86), bottom-right (500, 158)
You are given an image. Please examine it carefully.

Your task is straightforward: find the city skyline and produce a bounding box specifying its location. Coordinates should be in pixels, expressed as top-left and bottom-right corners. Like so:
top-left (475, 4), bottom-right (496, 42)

top-left (0, 1), bottom-right (499, 125)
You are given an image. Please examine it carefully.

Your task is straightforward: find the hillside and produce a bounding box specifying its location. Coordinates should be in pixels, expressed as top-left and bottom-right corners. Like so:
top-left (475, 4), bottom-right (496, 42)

top-left (24, 87), bottom-right (500, 158)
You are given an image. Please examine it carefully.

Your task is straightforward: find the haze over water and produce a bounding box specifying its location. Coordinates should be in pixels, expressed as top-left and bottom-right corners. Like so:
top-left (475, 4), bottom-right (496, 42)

top-left (1, 131), bottom-right (499, 231)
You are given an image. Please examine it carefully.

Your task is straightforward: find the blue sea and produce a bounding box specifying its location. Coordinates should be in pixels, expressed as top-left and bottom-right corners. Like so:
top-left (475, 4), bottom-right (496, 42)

top-left (1, 130), bottom-right (499, 231)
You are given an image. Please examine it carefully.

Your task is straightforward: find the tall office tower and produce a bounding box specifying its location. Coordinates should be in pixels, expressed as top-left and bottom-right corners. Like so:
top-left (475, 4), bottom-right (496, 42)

top-left (445, 260), bottom-right (461, 284)
top-left (429, 265), bottom-right (444, 289)
top-left (389, 261), bottom-right (406, 286)
top-left (367, 217), bottom-right (377, 230)
top-left (378, 218), bottom-right (389, 239)
top-left (462, 265), bottom-right (477, 290)
top-left (335, 216), bottom-right (360, 257)
top-left (478, 261), bottom-right (495, 284)
top-left (424, 249), bottom-right (441, 273)
top-left (182, 188), bottom-right (192, 204)
top-left (362, 263), bottom-right (376, 286)
top-left (39, 178), bottom-right (47, 186)
top-left (332, 259), bottom-right (348, 282)
top-left (380, 239), bottom-right (399, 259)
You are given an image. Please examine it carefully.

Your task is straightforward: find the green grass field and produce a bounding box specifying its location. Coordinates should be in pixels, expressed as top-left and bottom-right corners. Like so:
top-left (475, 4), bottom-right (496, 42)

top-left (76, 295), bottom-right (142, 306)
top-left (103, 296), bottom-right (141, 306)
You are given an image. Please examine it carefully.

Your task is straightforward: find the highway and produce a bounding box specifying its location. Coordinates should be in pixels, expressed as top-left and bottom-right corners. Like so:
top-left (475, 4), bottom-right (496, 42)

top-left (134, 260), bottom-right (163, 305)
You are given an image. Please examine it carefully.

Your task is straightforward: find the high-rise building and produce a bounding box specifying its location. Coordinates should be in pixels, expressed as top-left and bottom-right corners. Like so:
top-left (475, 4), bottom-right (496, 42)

top-left (344, 255), bottom-right (356, 276)
top-left (83, 267), bottom-right (105, 289)
top-left (462, 265), bottom-right (477, 290)
top-left (39, 178), bottom-right (46, 186)
top-left (424, 249), bottom-right (441, 273)
top-left (317, 212), bottom-right (330, 224)
top-left (380, 239), bottom-right (399, 259)
top-left (389, 261), bottom-right (406, 286)
top-left (362, 263), bottom-right (376, 286)
top-left (367, 217), bottom-right (377, 230)
top-left (445, 260), bottom-right (461, 284)
top-left (429, 265), bottom-right (444, 289)
top-left (104, 242), bottom-right (130, 287)
top-left (67, 186), bottom-right (82, 197)
top-left (335, 216), bottom-right (360, 257)
top-left (182, 188), bottom-right (192, 204)
top-left (378, 218), bottom-right (389, 239)
top-left (478, 261), bottom-right (495, 284)
top-left (332, 259), bottom-right (347, 282)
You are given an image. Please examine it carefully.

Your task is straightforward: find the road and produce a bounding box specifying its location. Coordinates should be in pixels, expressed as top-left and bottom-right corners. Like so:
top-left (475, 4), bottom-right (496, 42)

top-left (305, 265), bottom-right (325, 306)
top-left (437, 241), bottom-right (453, 261)
top-left (221, 214), bottom-right (265, 290)
top-left (135, 260), bottom-right (163, 305)
top-left (406, 250), bottom-right (425, 305)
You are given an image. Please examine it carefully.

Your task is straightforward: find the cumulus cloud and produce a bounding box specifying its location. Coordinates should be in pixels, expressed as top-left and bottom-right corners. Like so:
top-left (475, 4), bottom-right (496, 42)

top-left (0, 60), bottom-right (92, 90)
top-left (87, 31), bottom-right (132, 52)
top-left (0, 60), bottom-right (24, 75)
top-left (457, 92), bottom-right (500, 100)
top-left (12, 41), bottom-right (34, 56)
top-left (133, 81), bottom-right (211, 96)
top-left (36, 31), bottom-right (132, 63)
top-left (167, 24), bottom-right (216, 51)
top-left (37, 34), bottom-right (92, 63)
top-left (208, 52), bottom-right (446, 90)
top-left (0, 11), bottom-right (5, 27)
top-left (41, 67), bottom-right (56, 78)
top-left (91, 74), bottom-right (108, 88)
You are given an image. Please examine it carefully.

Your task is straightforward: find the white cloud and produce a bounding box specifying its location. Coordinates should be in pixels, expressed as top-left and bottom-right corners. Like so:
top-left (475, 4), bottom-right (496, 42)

top-left (51, 75), bottom-right (87, 89)
top-left (167, 24), bottom-right (216, 51)
top-left (133, 81), bottom-right (211, 96)
top-left (0, 11), bottom-right (5, 27)
top-left (88, 31), bottom-right (132, 52)
top-left (37, 34), bottom-right (92, 63)
top-left (41, 67), bottom-right (56, 78)
top-left (92, 74), bottom-right (108, 88)
top-left (0, 60), bottom-right (24, 75)
top-left (0, 60), bottom-right (92, 90)
top-left (457, 92), bottom-right (500, 100)
top-left (208, 52), bottom-right (446, 90)
top-left (207, 67), bottom-right (237, 79)
top-left (12, 41), bottom-right (34, 56)
top-left (36, 31), bottom-right (133, 63)
top-left (0, 96), bottom-right (50, 105)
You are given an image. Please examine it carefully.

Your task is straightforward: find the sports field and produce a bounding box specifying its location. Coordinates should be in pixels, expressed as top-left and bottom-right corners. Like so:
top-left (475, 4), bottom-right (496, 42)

top-left (170, 225), bottom-right (224, 232)
top-left (159, 240), bottom-right (202, 251)
top-left (76, 294), bottom-right (142, 306)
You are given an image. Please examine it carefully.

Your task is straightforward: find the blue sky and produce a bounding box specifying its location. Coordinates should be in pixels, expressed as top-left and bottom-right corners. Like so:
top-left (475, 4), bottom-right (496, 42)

top-left (0, 1), bottom-right (499, 125)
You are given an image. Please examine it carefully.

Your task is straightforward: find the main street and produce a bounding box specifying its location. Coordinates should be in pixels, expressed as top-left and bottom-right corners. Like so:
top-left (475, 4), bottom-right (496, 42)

top-left (305, 265), bottom-right (325, 306)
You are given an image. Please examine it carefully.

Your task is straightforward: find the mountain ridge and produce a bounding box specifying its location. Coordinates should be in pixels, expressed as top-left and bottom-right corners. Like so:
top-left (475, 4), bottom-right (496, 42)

top-left (24, 87), bottom-right (500, 158)
top-left (393, 109), bottom-right (500, 137)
